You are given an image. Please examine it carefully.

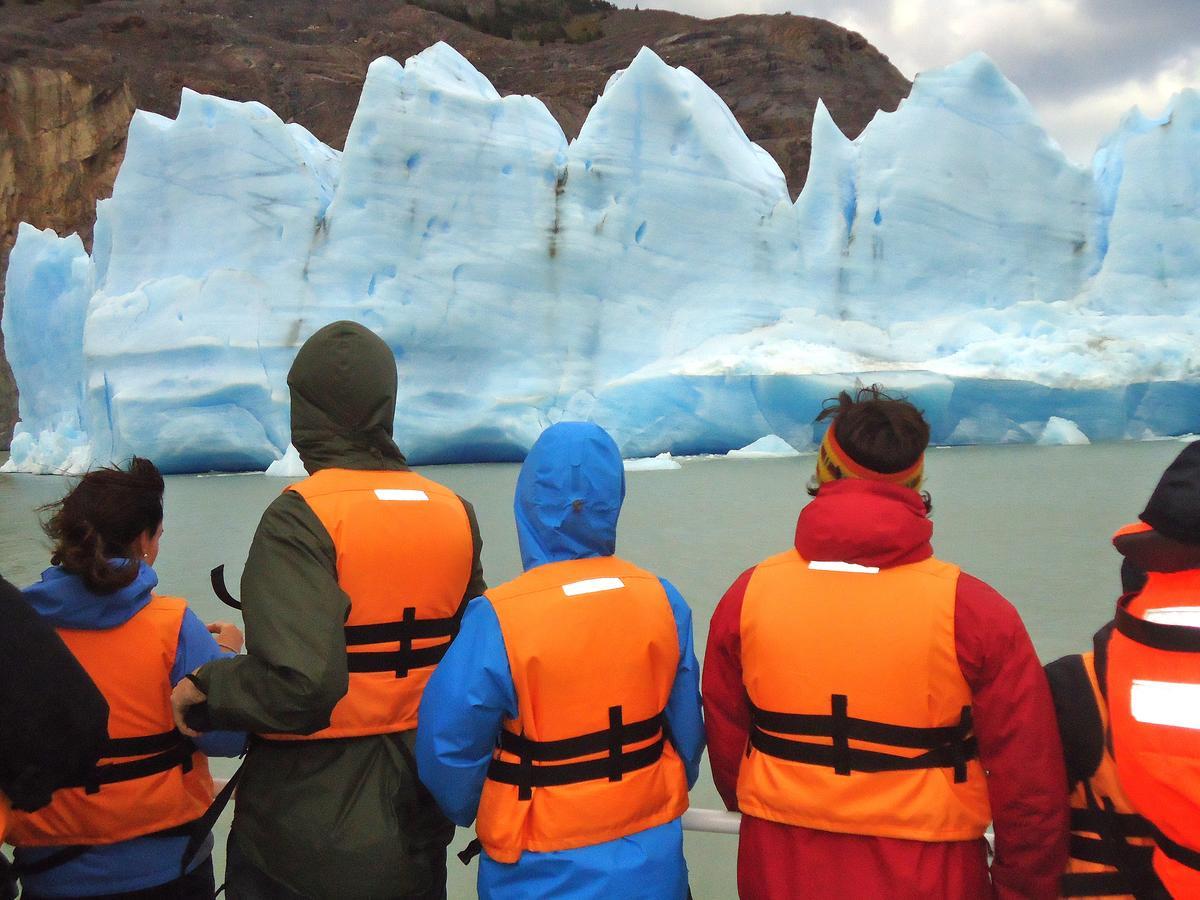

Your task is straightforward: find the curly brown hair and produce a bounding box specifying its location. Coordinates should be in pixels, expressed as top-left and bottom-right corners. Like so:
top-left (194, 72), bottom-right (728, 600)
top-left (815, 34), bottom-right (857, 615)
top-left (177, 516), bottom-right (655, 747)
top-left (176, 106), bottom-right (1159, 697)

top-left (808, 385), bottom-right (933, 511)
top-left (40, 457), bottom-right (164, 594)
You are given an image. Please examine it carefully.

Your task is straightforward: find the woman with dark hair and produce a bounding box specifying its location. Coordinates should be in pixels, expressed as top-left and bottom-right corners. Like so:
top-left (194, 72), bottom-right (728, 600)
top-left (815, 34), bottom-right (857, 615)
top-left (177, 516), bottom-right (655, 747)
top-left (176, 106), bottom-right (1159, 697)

top-left (703, 386), bottom-right (1069, 899)
top-left (6, 458), bottom-right (245, 900)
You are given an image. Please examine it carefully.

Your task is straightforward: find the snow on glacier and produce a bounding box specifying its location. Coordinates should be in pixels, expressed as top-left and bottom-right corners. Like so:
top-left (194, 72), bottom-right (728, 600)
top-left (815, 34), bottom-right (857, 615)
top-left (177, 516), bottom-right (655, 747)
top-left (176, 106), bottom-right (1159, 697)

top-left (4, 42), bottom-right (1200, 474)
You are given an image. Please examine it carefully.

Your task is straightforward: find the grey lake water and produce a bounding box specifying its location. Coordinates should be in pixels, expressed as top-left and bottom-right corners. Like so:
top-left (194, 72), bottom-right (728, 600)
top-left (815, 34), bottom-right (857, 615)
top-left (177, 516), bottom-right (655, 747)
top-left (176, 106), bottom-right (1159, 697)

top-left (0, 439), bottom-right (1189, 897)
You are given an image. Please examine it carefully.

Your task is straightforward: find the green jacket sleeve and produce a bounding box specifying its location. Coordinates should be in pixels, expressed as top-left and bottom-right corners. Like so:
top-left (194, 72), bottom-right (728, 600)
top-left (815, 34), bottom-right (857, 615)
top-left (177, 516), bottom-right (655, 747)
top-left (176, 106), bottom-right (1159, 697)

top-left (196, 490), bottom-right (350, 734)
top-left (459, 495), bottom-right (487, 601)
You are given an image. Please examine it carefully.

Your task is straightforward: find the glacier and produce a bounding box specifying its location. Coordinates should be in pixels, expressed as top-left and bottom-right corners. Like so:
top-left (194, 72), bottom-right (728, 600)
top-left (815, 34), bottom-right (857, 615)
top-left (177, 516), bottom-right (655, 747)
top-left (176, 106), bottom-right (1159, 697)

top-left (3, 43), bottom-right (1200, 474)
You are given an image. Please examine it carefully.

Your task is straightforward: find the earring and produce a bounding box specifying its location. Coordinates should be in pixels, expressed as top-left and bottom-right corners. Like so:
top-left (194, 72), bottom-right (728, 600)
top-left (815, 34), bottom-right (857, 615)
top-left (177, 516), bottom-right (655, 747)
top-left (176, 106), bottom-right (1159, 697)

top-left (142, 553), bottom-right (149, 559)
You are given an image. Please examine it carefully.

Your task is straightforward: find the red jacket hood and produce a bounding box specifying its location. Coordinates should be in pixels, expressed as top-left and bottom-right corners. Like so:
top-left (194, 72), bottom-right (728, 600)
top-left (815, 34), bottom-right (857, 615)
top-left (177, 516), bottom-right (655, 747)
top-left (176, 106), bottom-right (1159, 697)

top-left (795, 480), bottom-right (933, 569)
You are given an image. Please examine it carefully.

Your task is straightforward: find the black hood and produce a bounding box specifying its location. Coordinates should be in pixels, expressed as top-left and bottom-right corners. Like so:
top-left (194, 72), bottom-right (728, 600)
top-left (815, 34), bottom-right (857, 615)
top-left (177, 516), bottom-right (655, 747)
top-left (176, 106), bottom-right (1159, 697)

top-left (1141, 442), bottom-right (1200, 543)
top-left (288, 321), bottom-right (407, 473)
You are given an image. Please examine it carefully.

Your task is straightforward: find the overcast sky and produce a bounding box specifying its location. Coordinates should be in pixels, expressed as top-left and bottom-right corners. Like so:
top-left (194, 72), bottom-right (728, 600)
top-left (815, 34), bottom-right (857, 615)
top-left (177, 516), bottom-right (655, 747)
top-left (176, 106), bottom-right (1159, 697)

top-left (613, 0), bottom-right (1200, 165)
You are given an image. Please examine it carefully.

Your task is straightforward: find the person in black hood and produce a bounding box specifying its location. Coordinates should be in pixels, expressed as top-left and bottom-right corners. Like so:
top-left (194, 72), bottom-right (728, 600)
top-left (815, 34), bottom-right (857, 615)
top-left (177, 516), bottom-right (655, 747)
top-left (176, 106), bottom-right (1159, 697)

top-left (1101, 441), bottom-right (1200, 898)
top-left (172, 321), bottom-right (486, 899)
top-left (0, 574), bottom-right (109, 897)
top-left (1040, 444), bottom-right (1200, 900)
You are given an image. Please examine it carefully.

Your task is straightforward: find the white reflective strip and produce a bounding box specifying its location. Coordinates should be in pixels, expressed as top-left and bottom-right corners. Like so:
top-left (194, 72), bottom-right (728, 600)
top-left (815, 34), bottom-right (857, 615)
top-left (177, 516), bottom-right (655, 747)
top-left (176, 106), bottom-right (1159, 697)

top-left (563, 577), bottom-right (625, 597)
top-left (1131, 679), bottom-right (1200, 730)
top-left (374, 489), bottom-right (429, 502)
top-left (1145, 606), bottom-right (1200, 628)
top-left (808, 561), bottom-right (880, 574)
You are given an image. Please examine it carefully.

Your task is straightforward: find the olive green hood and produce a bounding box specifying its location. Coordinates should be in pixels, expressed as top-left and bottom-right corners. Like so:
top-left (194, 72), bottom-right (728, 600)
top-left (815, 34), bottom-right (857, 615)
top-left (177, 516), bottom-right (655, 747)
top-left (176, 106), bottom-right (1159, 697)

top-left (287, 321), bottom-right (407, 472)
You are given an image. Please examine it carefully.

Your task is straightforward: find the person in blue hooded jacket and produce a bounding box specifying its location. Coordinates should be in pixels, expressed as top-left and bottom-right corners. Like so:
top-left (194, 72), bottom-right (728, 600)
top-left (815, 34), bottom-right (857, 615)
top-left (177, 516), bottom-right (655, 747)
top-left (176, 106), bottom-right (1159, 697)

top-left (416, 422), bottom-right (705, 900)
top-left (8, 458), bottom-right (245, 899)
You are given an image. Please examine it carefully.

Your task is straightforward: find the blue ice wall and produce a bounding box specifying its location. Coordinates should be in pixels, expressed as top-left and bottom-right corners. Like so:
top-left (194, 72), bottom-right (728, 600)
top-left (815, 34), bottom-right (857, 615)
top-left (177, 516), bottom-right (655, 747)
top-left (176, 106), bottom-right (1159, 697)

top-left (4, 45), bottom-right (1200, 473)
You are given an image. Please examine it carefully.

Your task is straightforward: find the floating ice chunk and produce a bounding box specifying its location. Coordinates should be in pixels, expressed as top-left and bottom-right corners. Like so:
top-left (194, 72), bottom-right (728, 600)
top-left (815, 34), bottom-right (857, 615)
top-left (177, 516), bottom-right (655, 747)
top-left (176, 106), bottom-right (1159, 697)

top-left (623, 452), bottom-right (682, 471)
top-left (1, 416), bottom-right (92, 474)
top-left (1037, 416), bottom-right (1091, 446)
top-left (728, 434), bottom-right (802, 458)
top-left (265, 444), bottom-right (307, 477)
top-left (946, 408), bottom-right (1033, 445)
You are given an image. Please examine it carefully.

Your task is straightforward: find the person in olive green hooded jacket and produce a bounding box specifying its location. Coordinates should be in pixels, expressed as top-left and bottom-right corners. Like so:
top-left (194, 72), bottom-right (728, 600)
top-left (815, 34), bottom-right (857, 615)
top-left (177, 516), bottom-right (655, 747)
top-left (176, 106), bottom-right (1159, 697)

top-left (171, 321), bottom-right (486, 899)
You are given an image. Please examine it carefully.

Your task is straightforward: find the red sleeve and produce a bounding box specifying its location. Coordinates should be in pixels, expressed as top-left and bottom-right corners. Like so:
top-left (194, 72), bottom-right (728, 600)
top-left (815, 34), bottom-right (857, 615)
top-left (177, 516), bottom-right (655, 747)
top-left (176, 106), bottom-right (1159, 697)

top-left (702, 566), bottom-right (755, 811)
top-left (956, 572), bottom-right (1069, 900)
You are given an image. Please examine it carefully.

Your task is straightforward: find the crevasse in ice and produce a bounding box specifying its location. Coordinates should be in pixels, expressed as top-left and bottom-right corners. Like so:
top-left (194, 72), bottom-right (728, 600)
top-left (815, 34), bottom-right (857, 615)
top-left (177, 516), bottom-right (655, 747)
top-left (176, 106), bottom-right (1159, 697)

top-left (4, 44), bottom-right (1199, 473)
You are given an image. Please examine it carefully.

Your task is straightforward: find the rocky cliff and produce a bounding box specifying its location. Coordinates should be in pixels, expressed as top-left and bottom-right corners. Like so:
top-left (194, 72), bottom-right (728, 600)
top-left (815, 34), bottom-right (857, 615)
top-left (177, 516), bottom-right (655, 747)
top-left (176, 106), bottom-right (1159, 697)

top-left (0, 0), bottom-right (910, 448)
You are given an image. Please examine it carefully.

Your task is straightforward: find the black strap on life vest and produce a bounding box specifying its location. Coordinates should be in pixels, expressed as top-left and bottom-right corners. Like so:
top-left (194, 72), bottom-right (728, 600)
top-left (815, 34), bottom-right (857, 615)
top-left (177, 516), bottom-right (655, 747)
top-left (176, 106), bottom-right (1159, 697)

top-left (1115, 593), bottom-right (1200, 653)
top-left (210, 565), bottom-right (242, 611)
top-left (1045, 653), bottom-right (1106, 785)
top-left (748, 695), bottom-right (977, 783)
top-left (486, 706), bottom-right (667, 801)
top-left (214, 557), bottom-right (469, 679)
top-left (63, 730), bottom-right (196, 796)
top-left (178, 758), bottom-right (246, 879)
top-left (343, 598), bottom-right (469, 678)
top-left (1148, 822), bottom-right (1200, 873)
top-left (1061, 870), bottom-right (1151, 897)
top-left (1061, 786), bottom-right (1160, 897)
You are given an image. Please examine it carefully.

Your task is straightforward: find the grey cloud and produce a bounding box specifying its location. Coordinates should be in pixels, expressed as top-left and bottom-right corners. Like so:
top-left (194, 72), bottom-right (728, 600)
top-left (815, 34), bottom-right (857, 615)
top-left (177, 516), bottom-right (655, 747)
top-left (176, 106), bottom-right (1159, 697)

top-left (972, 5), bottom-right (1199, 104)
top-left (612, 0), bottom-right (1198, 158)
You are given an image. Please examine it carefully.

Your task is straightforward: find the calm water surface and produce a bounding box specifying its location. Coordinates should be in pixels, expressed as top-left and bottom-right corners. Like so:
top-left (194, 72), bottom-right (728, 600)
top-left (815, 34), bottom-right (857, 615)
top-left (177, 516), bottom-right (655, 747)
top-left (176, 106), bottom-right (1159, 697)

top-left (0, 440), bottom-right (1187, 898)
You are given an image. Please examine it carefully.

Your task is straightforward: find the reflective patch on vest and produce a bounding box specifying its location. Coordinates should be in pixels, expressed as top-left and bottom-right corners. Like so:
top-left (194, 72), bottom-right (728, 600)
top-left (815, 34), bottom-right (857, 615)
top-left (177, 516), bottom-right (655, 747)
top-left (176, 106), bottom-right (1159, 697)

top-left (807, 561), bottom-right (881, 574)
top-left (562, 577), bottom-right (625, 597)
top-left (374, 489), bottom-right (430, 501)
top-left (1131, 679), bottom-right (1200, 729)
top-left (1144, 606), bottom-right (1200, 628)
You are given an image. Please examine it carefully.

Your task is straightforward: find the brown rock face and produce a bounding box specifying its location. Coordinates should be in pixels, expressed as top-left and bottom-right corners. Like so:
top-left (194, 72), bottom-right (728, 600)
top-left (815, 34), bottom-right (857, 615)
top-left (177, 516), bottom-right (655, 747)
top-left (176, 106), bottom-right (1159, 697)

top-left (0, 0), bottom-right (910, 448)
top-left (0, 62), bottom-right (135, 446)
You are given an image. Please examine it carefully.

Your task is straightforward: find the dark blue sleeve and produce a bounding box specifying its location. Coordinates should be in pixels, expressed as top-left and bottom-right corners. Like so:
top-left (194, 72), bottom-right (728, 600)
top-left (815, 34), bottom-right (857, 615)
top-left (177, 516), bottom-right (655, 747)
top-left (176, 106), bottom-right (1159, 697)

top-left (415, 596), bottom-right (516, 827)
top-left (171, 608), bottom-right (246, 758)
top-left (659, 578), bottom-right (705, 789)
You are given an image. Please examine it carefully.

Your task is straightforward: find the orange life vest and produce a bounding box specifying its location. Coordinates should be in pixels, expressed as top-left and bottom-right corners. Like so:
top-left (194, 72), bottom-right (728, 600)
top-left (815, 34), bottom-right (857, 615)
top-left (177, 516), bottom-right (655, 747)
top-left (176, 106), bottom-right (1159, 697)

top-left (475, 556), bottom-right (689, 864)
top-left (736, 550), bottom-right (992, 841)
top-left (1048, 651), bottom-right (1158, 899)
top-left (1107, 569), bottom-right (1200, 898)
top-left (268, 468), bottom-right (473, 740)
top-left (7, 596), bottom-right (213, 846)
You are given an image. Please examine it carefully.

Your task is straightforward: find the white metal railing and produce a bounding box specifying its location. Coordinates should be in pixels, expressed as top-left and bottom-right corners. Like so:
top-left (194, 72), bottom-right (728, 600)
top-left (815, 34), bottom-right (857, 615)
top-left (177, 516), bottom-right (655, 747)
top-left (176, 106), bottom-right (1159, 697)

top-left (681, 808), bottom-right (741, 835)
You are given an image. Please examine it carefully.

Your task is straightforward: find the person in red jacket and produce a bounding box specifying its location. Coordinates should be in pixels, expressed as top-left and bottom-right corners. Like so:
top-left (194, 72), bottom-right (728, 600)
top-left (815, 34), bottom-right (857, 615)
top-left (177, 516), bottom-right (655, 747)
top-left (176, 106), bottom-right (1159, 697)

top-left (702, 386), bottom-right (1068, 900)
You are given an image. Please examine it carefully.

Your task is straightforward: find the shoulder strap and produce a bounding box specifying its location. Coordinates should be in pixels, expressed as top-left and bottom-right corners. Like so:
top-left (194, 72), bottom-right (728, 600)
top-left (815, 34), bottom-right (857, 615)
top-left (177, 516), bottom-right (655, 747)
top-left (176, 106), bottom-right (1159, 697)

top-left (1045, 653), bottom-right (1104, 785)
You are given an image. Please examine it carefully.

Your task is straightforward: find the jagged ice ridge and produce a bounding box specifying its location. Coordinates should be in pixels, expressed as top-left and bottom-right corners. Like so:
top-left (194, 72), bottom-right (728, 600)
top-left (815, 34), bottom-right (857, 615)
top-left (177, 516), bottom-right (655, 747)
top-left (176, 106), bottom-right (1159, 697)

top-left (4, 43), bottom-right (1200, 473)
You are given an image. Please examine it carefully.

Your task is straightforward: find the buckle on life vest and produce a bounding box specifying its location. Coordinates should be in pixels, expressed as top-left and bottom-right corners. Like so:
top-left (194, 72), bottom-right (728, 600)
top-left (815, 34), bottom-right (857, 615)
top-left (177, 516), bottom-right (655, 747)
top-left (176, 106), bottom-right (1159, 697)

top-left (487, 706), bottom-right (668, 801)
top-left (748, 695), bottom-right (978, 782)
top-left (70, 730), bottom-right (197, 795)
top-left (1063, 791), bottom-right (1158, 896)
top-left (343, 599), bottom-right (468, 679)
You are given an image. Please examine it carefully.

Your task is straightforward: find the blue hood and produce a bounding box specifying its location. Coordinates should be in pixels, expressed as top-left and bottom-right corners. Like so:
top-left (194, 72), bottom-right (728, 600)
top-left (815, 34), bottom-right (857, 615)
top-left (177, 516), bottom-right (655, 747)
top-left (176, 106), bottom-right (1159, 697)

top-left (515, 422), bottom-right (626, 570)
top-left (23, 563), bottom-right (158, 630)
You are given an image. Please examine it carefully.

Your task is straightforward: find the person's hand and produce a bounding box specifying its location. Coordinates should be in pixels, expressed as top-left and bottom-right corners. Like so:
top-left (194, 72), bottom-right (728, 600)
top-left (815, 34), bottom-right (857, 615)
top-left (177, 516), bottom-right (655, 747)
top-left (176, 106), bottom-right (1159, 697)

top-left (171, 673), bottom-right (207, 738)
top-left (207, 621), bottom-right (244, 654)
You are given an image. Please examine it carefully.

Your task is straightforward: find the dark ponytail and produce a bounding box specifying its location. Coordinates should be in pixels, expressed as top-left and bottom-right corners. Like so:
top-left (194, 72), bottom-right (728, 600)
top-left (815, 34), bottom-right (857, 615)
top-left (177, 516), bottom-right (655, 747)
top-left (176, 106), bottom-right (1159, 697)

top-left (40, 457), bottom-right (165, 594)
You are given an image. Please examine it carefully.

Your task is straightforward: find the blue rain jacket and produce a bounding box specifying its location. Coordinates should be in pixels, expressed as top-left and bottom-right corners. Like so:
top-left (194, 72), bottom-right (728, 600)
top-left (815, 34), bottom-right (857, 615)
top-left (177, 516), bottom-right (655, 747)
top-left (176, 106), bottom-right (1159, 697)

top-left (417, 422), bottom-right (705, 899)
top-left (15, 563), bottom-right (244, 897)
